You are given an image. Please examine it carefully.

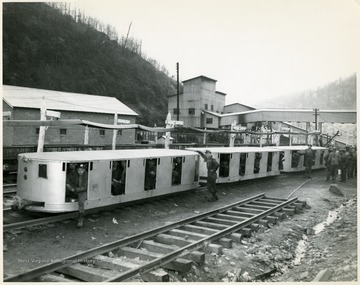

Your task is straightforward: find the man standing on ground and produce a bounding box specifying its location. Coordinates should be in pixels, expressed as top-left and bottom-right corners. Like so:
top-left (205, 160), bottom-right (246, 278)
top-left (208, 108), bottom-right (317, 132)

top-left (301, 144), bottom-right (316, 178)
top-left (66, 164), bottom-right (88, 228)
top-left (196, 150), bottom-right (220, 202)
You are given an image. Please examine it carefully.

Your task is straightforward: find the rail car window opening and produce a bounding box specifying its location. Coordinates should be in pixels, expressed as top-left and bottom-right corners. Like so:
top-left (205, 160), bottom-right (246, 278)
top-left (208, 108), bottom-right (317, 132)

top-left (65, 162), bottom-right (89, 202)
top-left (267, 152), bottom-right (273, 172)
top-left (172, 157), bottom-right (182, 185)
top-left (111, 160), bottom-right (126, 195)
top-left (239, 153), bottom-right (246, 176)
top-left (320, 151), bottom-right (324, 165)
top-left (279, 152), bottom-right (285, 170)
top-left (219, 154), bottom-right (230, 177)
top-left (38, 164), bottom-right (47, 178)
top-left (144, 158), bottom-right (157, 190)
top-left (254, 152), bottom-right (262, 174)
top-left (291, 151), bottom-right (301, 168)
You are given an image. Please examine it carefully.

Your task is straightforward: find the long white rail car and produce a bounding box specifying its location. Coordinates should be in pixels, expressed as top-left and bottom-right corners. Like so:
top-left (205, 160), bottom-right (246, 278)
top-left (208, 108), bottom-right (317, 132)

top-left (269, 145), bottom-right (328, 172)
top-left (15, 149), bottom-right (200, 213)
top-left (186, 147), bottom-right (281, 184)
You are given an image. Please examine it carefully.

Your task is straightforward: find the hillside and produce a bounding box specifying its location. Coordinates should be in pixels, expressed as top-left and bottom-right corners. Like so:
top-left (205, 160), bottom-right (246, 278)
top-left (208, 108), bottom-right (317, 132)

top-left (3, 2), bottom-right (177, 126)
top-left (254, 74), bottom-right (356, 110)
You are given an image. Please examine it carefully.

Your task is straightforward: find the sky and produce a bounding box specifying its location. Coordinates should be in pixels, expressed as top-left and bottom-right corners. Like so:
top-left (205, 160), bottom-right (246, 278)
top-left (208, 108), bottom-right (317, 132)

top-left (70, 0), bottom-right (359, 107)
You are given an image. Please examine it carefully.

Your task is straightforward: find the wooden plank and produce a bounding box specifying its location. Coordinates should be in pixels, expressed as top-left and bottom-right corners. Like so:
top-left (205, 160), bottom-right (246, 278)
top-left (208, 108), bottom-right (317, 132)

top-left (205, 217), bottom-right (237, 226)
top-left (156, 234), bottom-right (194, 247)
top-left (57, 263), bottom-right (116, 282)
top-left (167, 228), bottom-right (208, 240)
top-left (161, 258), bottom-right (192, 272)
top-left (194, 220), bottom-right (229, 230)
top-left (233, 207), bottom-right (261, 215)
top-left (92, 255), bottom-right (169, 282)
top-left (140, 240), bottom-right (179, 254)
top-left (34, 273), bottom-right (77, 282)
top-left (182, 251), bottom-right (205, 265)
top-left (118, 247), bottom-right (162, 260)
top-left (182, 224), bottom-right (219, 235)
top-left (217, 212), bottom-right (247, 222)
top-left (120, 245), bottom-right (193, 273)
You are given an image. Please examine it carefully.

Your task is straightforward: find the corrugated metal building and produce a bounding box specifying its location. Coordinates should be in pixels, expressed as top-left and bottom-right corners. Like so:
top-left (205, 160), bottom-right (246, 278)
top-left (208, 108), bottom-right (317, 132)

top-left (2, 85), bottom-right (138, 146)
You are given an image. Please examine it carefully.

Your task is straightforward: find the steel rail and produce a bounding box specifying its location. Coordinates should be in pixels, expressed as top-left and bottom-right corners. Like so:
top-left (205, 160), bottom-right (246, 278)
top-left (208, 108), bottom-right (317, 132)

top-left (106, 196), bottom-right (298, 282)
top-left (4, 193), bottom-right (266, 282)
top-left (5, 193), bottom-right (299, 282)
top-left (1, 185), bottom-right (255, 232)
top-left (3, 212), bottom-right (79, 232)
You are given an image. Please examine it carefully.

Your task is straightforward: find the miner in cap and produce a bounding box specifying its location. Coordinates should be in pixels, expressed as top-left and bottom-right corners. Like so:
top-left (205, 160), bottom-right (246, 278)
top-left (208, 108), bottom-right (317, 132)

top-left (195, 150), bottom-right (220, 202)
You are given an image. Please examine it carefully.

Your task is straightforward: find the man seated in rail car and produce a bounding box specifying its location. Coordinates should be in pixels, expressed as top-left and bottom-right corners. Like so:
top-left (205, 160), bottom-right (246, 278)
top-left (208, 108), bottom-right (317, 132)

top-left (172, 157), bottom-right (182, 185)
top-left (254, 153), bottom-right (262, 174)
top-left (279, 152), bottom-right (285, 170)
top-left (145, 159), bottom-right (157, 190)
top-left (66, 163), bottom-right (88, 228)
top-left (267, 152), bottom-right (273, 172)
top-left (291, 151), bottom-right (301, 168)
top-left (219, 155), bottom-right (230, 177)
top-left (66, 163), bottom-right (78, 200)
top-left (239, 153), bottom-right (246, 176)
top-left (112, 161), bottom-right (126, 195)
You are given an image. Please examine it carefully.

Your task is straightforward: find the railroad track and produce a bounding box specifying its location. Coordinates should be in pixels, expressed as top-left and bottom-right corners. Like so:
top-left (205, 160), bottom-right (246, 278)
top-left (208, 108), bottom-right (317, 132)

top-left (4, 193), bottom-right (306, 282)
top-left (2, 176), bottom-right (276, 231)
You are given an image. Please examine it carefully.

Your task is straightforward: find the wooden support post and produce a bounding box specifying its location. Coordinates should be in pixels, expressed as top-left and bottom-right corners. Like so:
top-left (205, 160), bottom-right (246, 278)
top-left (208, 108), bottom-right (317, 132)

top-left (229, 121), bottom-right (236, 147)
top-left (37, 97), bottom-right (46, 152)
top-left (112, 113), bottom-right (118, 150)
top-left (203, 129), bottom-right (207, 144)
top-left (165, 113), bottom-right (171, 149)
top-left (84, 125), bottom-right (89, 145)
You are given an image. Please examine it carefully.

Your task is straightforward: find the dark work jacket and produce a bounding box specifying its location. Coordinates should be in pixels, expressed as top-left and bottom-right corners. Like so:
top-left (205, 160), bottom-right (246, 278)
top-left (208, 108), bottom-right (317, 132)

top-left (207, 158), bottom-right (219, 177)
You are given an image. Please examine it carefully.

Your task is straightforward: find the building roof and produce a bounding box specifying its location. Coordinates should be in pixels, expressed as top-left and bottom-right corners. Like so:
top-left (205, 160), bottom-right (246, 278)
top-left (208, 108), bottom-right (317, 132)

top-left (202, 110), bottom-right (222, 117)
top-left (19, 148), bottom-right (197, 161)
top-left (182, 75), bottom-right (217, 84)
top-left (224, 102), bottom-right (256, 110)
top-left (167, 92), bottom-right (184, 98)
top-left (2, 85), bottom-right (138, 116)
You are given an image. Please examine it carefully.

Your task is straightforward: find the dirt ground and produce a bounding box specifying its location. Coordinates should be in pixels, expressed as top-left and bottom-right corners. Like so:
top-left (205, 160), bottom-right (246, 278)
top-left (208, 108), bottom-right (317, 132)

top-left (3, 169), bottom-right (357, 282)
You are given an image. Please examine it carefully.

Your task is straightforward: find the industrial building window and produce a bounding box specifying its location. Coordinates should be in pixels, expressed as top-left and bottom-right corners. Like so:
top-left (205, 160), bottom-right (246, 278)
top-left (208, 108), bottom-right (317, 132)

top-left (99, 129), bottom-right (105, 136)
top-left (60, 129), bottom-right (67, 135)
top-left (36, 128), bottom-right (40, 134)
top-left (189, 108), bottom-right (195, 115)
top-left (211, 105), bottom-right (214, 111)
top-left (204, 104), bottom-right (208, 110)
top-left (173, 108), bottom-right (179, 114)
top-left (206, 118), bottom-right (213, 124)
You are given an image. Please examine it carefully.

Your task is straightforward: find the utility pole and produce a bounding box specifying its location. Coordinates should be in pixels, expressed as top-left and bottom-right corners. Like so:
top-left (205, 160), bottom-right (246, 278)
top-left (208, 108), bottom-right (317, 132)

top-left (314, 108), bottom-right (319, 145)
top-left (176, 62), bottom-right (179, 121)
top-left (314, 108), bottom-right (319, 130)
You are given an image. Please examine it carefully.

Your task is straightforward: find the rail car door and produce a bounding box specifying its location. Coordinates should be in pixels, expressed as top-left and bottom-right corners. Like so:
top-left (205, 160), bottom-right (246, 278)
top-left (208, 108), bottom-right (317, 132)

top-left (126, 158), bottom-right (145, 194)
top-left (229, 153), bottom-right (239, 180)
top-left (157, 157), bottom-right (171, 189)
top-left (181, 156), bottom-right (195, 185)
top-left (88, 160), bottom-right (111, 200)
